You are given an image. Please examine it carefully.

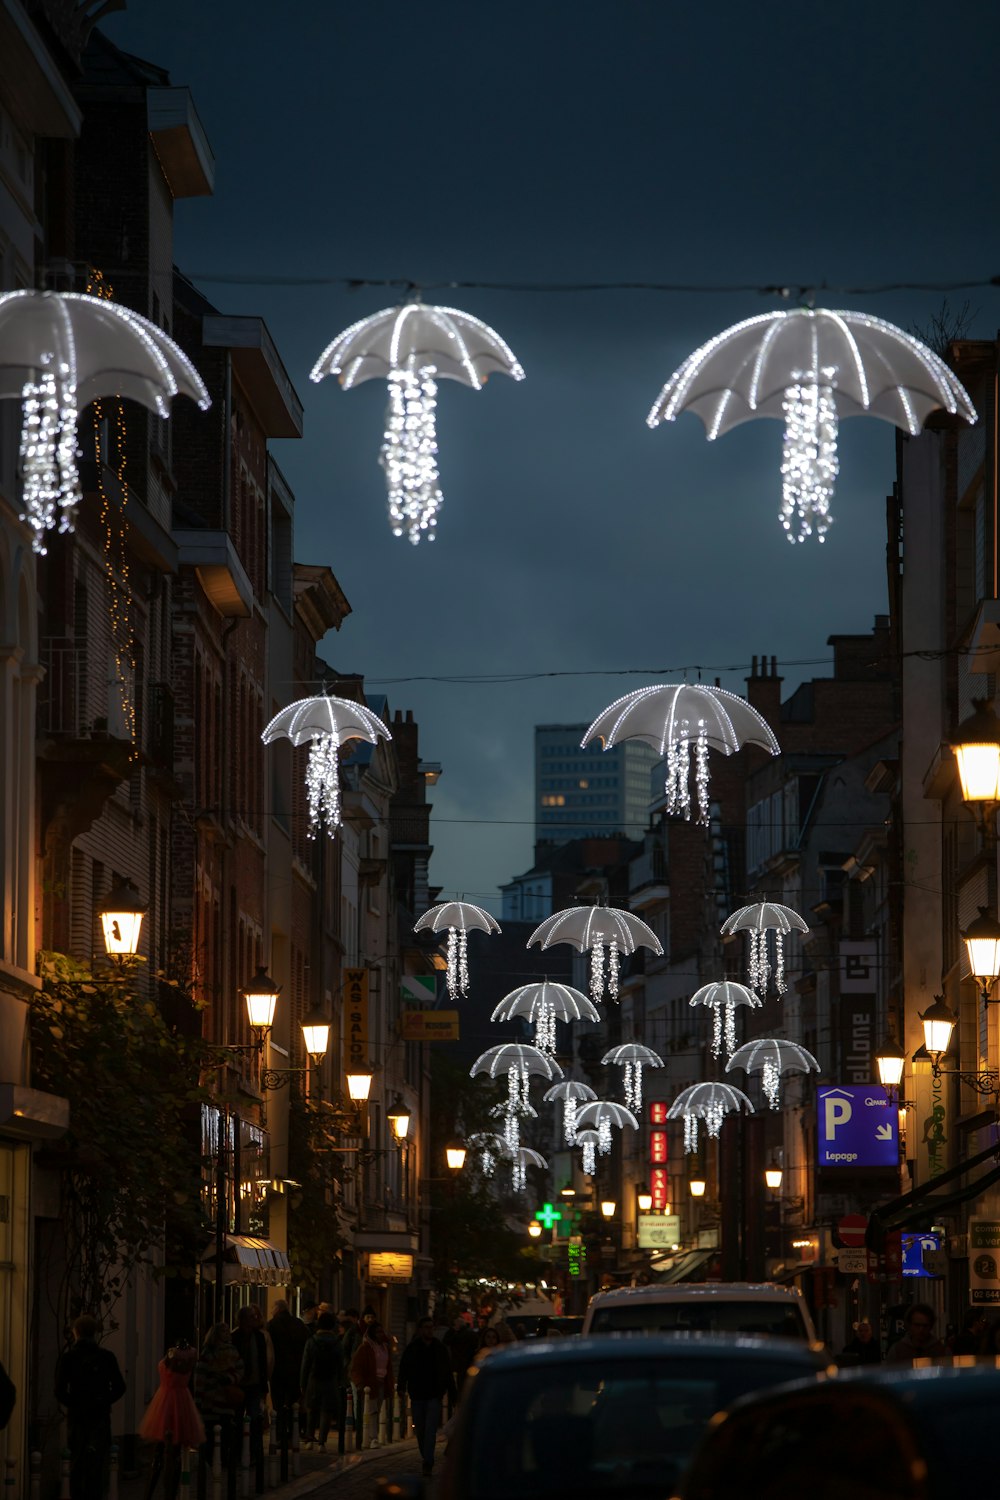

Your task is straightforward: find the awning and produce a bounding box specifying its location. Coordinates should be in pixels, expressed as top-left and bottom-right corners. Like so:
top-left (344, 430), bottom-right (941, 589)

top-left (650, 1249), bottom-right (713, 1283)
top-left (868, 1141), bottom-right (1000, 1241)
top-left (200, 1235), bottom-right (292, 1286)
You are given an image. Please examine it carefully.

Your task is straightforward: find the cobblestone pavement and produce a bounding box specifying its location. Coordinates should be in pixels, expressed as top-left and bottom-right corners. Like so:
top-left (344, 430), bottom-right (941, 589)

top-left (118, 1435), bottom-right (429, 1500)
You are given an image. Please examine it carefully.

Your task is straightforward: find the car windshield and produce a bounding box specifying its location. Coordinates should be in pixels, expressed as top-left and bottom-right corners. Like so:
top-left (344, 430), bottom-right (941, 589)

top-left (589, 1301), bottom-right (808, 1339)
top-left (465, 1354), bottom-right (815, 1498)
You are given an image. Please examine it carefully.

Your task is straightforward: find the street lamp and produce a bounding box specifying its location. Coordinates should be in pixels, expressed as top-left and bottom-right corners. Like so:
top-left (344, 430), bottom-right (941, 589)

top-left (260, 1006), bottom-right (331, 1091)
top-left (445, 1139), bottom-right (467, 1172)
top-left (242, 965), bottom-right (279, 1043)
top-left (97, 878), bottom-right (147, 959)
top-left (689, 1177), bottom-right (706, 1198)
top-left (962, 908), bottom-right (1000, 1005)
top-left (637, 1186), bottom-right (653, 1213)
top-left (919, 994), bottom-right (1000, 1099)
top-left (600, 1199), bottom-right (616, 1219)
top-left (528, 1221), bottom-right (543, 1239)
top-left (950, 699), bottom-right (1000, 820)
top-left (876, 1034), bottom-right (906, 1093)
top-left (764, 1164), bottom-right (783, 1191)
top-left (387, 1094), bottom-right (412, 1142)
top-left (345, 1068), bottom-right (374, 1104)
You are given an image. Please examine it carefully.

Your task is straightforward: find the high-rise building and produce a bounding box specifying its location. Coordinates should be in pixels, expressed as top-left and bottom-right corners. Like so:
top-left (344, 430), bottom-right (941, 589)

top-left (535, 723), bottom-right (659, 845)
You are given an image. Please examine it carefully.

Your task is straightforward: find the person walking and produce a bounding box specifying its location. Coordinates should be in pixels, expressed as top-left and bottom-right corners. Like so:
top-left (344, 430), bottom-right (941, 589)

top-left (949, 1307), bottom-right (988, 1354)
top-left (441, 1314), bottom-right (478, 1401)
top-left (231, 1307), bottom-right (269, 1491)
top-left (299, 1313), bottom-right (343, 1451)
top-left (395, 1318), bottom-right (456, 1478)
top-left (334, 1312), bottom-right (356, 1454)
top-left (474, 1326), bottom-right (501, 1363)
top-left (349, 1320), bottom-right (393, 1448)
top-left (192, 1324), bottom-right (244, 1500)
top-left (55, 1315), bottom-right (127, 1500)
top-left (266, 1301), bottom-right (308, 1453)
top-left (340, 1309), bottom-right (363, 1445)
top-left (840, 1319), bottom-right (881, 1365)
top-left (885, 1302), bottom-right (946, 1361)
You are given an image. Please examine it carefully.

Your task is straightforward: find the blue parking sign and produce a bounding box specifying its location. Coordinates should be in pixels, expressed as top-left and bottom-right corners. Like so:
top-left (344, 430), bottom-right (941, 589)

top-left (817, 1085), bottom-right (898, 1167)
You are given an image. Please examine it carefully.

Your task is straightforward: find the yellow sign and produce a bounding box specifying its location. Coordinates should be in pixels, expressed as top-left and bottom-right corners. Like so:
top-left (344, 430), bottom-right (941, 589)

top-left (400, 1009), bottom-right (460, 1041)
top-left (344, 968), bottom-right (369, 1072)
top-left (368, 1251), bottom-right (414, 1284)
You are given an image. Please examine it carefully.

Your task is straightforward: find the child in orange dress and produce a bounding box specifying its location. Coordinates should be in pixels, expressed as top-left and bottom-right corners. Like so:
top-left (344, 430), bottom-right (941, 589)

top-left (140, 1343), bottom-right (206, 1500)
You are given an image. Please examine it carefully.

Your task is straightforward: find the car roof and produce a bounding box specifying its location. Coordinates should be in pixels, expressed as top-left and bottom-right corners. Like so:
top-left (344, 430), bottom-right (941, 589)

top-left (588, 1282), bottom-right (807, 1304)
top-left (469, 1332), bottom-right (827, 1371)
top-left (723, 1359), bottom-right (1000, 1415)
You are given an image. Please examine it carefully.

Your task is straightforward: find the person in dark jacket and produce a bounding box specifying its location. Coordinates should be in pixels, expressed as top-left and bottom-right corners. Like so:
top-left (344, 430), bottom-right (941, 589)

top-left (299, 1314), bottom-right (343, 1451)
top-left (840, 1318), bottom-right (882, 1364)
top-left (441, 1314), bottom-right (478, 1399)
top-left (231, 1307), bottom-right (269, 1489)
top-left (55, 1315), bottom-right (127, 1500)
top-left (396, 1318), bottom-right (457, 1476)
top-left (266, 1301), bottom-right (309, 1448)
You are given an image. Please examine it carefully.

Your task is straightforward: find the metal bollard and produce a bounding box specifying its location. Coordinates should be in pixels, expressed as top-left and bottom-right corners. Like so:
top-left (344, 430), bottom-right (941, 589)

top-left (108, 1446), bottom-right (119, 1500)
top-left (178, 1447), bottom-right (192, 1500)
top-left (239, 1418), bottom-right (251, 1500)
top-left (29, 1451), bottom-right (41, 1500)
top-left (346, 1386), bottom-right (354, 1448)
top-left (58, 1452), bottom-right (70, 1500)
top-left (290, 1403), bottom-right (300, 1479)
top-left (267, 1411), bottom-right (278, 1489)
top-left (376, 1400), bottom-right (387, 1449)
top-left (209, 1424), bottom-right (222, 1500)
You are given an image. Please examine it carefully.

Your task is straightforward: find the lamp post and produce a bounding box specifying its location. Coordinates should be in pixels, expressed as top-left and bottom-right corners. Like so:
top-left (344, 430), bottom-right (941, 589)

top-left (97, 878), bottom-right (147, 962)
top-left (950, 700), bottom-right (1000, 826)
top-left (961, 908), bottom-right (1000, 1006)
top-left (919, 994), bottom-right (1000, 1101)
top-left (876, 1035), bottom-right (906, 1096)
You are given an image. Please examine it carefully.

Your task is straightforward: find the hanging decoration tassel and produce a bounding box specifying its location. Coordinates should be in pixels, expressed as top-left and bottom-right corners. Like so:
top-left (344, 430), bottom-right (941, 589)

top-left (512, 1155), bottom-right (526, 1193)
top-left (704, 1098), bottom-right (725, 1138)
top-left (589, 938), bottom-right (605, 1004)
top-left (623, 1060), bottom-right (643, 1112)
top-left (379, 366), bottom-right (442, 544)
top-left (607, 938), bottom-right (620, 999)
top-left (775, 930), bottom-right (786, 993)
top-left (763, 1058), bottom-right (781, 1109)
top-left (748, 929), bottom-right (770, 995)
top-left (665, 724), bottom-right (692, 819)
top-left (19, 366), bottom-right (81, 555)
top-left (444, 927), bottom-right (470, 1000)
top-left (535, 995), bottom-right (556, 1054)
top-left (304, 734), bottom-right (341, 838)
top-left (694, 720), bottom-right (710, 826)
top-left (582, 1137), bottom-right (596, 1175)
top-left (724, 1001), bottom-right (737, 1060)
top-left (480, 1144), bottom-right (496, 1177)
top-left (683, 1114), bottom-right (699, 1154)
top-left (780, 380), bottom-right (839, 544)
top-left (563, 1097), bottom-right (578, 1145)
top-left (598, 1117), bottom-right (612, 1156)
top-left (710, 1006), bottom-right (723, 1059)
top-left (457, 928), bottom-right (469, 996)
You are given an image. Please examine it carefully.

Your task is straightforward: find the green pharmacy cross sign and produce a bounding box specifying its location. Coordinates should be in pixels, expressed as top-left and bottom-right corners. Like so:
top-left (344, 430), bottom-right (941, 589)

top-left (535, 1202), bottom-right (562, 1231)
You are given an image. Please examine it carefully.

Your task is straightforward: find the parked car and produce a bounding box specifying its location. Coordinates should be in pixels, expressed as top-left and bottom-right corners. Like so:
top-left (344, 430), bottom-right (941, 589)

top-left (531, 1314), bottom-right (583, 1337)
top-left (582, 1282), bottom-right (818, 1341)
top-left (438, 1333), bottom-right (829, 1500)
top-left (672, 1361), bottom-right (1000, 1500)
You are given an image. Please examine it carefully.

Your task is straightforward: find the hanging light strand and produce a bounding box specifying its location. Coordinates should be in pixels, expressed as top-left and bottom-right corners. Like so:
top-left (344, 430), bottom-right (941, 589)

top-left (304, 733), bottom-right (341, 837)
top-left (724, 1001), bottom-right (738, 1059)
top-left (582, 1137), bottom-right (596, 1175)
top-left (780, 380), bottom-right (839, 544)
top-left (379, 365), bottom-right (442, 544)
top-left (683, 1114), bottom-right (698, 1154)
top-left (607, 938), bottom-right (620, 998)
top-left (763, 1058), bottom-right (781, 1109)
top-left (590, 938), bottom-right (605, 1004)
top-left (19, 365), bottom-right (80, 554)
top-left (563, 1096), bottom-right (578, 1145)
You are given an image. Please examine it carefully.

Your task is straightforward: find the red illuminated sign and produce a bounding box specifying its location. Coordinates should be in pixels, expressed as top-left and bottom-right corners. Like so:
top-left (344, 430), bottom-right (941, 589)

top-left (650, 1166), bottom-right (669, 1210)
top-left (650, 1130), bottom-right (668, 1164)
top-left (649, 1101), bottom-right (668, 1124)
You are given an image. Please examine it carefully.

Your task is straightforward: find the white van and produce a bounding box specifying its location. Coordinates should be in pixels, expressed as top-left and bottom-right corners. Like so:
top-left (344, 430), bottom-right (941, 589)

top-left (581, 1282), bottom-right (818, 1342)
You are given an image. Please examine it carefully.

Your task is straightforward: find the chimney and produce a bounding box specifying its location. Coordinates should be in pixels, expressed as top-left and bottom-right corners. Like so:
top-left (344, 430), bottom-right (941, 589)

top-left (745, 652), bottom-right (783, 735)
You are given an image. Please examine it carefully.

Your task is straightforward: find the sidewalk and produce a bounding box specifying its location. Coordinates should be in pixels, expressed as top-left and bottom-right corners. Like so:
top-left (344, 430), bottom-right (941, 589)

top-left (117, 1434), bottom-right (423, 1500)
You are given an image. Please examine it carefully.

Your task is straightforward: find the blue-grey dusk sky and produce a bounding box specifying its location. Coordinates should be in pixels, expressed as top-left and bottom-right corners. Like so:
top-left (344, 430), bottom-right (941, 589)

top-left (104, 1), bottom-right (998, 910)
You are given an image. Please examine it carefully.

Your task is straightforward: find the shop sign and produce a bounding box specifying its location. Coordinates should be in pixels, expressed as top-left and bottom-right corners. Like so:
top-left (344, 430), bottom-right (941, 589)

top-left (969, 1218), bottom-right (1000, 1304)
top-left (368, 1251), bottom-right (414, 1284)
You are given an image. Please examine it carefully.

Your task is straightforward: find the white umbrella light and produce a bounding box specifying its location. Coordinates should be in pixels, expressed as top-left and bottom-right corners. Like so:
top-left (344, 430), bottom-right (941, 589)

top-left (575, 1127), bottom-right (602, 1177)
top-left (648, 307), bottom-right (977, 544)
top-left (543, 1078), bottom-right (598, 1144)
top-left (511, 1146), bottom-right (547, 1195)
top-left (492, 980), bottom-right (599, 1053)
top-left (583, 683), bottom-right (779, 826)
top-left (574, 1099), bottom-right (638, 1157)
top-left (0, 289), bottom-right (210, 553)
top-left (466, 1131), bottom-right (511, 1178)
top-left (415, 900), bottom-right (501, 1000)
top-left (310, 299), bottom-right (524, 545)
top-left (689, 980), bottom-right (762, 1061)
top-left (526, 905), bottom-right (662, 1003)
top-left (721, 902), bottom-right (810, 996)
top-left (726, 1037), bottom-right (820, 1109)
top-left (262, 694), bottom-right (391, 839)
top-left (470, 1042), bottom-right (562, 1154)
top-left (668, 1080), bottom-right (754, 1152)
top-left (601, 1042), bottom-right (664, 1111)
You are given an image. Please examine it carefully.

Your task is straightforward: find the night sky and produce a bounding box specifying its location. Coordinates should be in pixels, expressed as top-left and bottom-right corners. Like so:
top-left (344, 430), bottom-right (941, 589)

top-left (103, 1), bottom-right (999, 910)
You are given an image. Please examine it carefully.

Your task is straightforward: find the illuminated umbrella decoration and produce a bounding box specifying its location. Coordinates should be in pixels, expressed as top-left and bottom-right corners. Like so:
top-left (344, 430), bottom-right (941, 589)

top-left (415, 901), bottom-right (501, 1001)
top-left (721, 902), bottom-right (809, 996)
top-left (492, 980), bottom-right (599, 1053)
top-left (470, 1043), bottom-right (562, 1154)
top-left (647, 306), bottom-right (977, 544)
top-left (310, 298), bottom-right (524, 545)
top-left (576, 1128), bottom-right (601, 1177)
top-left (526, 905), bottom-right (662, 1003)
top-left (688, 980), bottom-right (762, 1061)
top-left (726, 1037), bottom-right (819, 1109)
top-left (512, 1146), bottom-right (548, 1195)
top-left (667, 1081), bottom-right (753, 1153)
top-left (600, 1043), bottom-right (664, 1111)
top-left (0, 289), bottom-right (210, 553)
top-left (262, 694), bottom-right (391, 839)
top-left (582, 684), bottom-right (778, 827)
top-left (466, 1131), bottom-right (511, 1179)
top-left (543, 1078), bottom-right (598, 1145)
top-left (574, 1099), bottom-right (638, 1159)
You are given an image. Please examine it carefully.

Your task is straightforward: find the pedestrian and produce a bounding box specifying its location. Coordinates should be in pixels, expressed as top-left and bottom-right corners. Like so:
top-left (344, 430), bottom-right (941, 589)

top-left (395, 1317), bottom-right (457, 1478)
top-left (494, 1320), bottom-right (516, 1345)
top-left (334, 1311), bottom-right (356, 1454)
top-left (474, 1327), bottom-right (501, 1364)
top-left (840, 1318), bottom-right (881, 1365)
top-left (54, 1314), bottom-right (127, 1500)
top-left (0, 1357), bottom-right (14, 1430)
top-left (349, 1320), bottom-right (393, 1447)
top-left (231, 1307), bottom-right (269, 1490)
top-left (949, 1307), bottom-right (988, 1354)
top-left (299, 1313), bottom-right (343, 1452)
top-left (885, 1302), bottom-right (946, 1361)
top-left (343, 1307), bottom-right (365, 1440)
top-left (441, 1314), bottom-right (478, 1400)
top-left (139, 1342), bottom-right (205, 1500)
top-left (266, 1301), bottom-right (308, 1452)
top-left (192, 1324), bottom-right (244, 1500)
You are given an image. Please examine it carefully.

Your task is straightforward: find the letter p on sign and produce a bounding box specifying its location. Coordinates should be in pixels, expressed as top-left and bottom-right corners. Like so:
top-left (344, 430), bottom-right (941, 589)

top-left (824, 1095), bottom-right (852, 1136)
